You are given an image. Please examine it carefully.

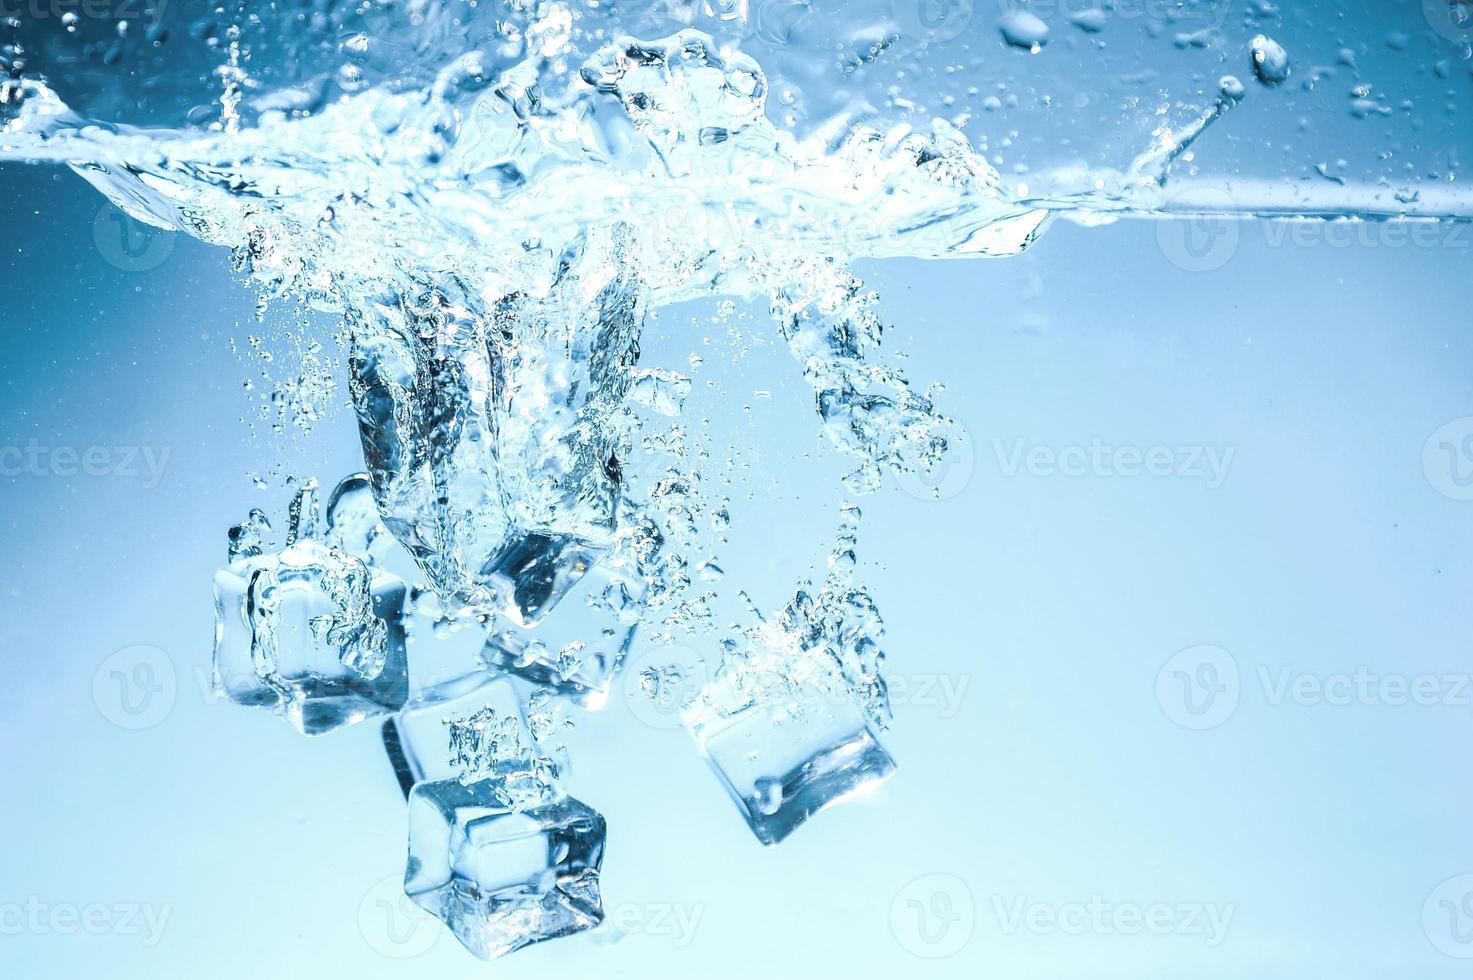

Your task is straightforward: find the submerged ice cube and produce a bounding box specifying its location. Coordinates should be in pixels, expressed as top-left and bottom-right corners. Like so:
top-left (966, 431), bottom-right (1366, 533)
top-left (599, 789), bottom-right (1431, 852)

top-left (686, 684), bottom-right (896, 845)
top-left (384, 675), bottom-right (562, 802)
top-left (400, 586), bottom-right (497, 701)
top-left (479, 564), bottom-right (640, 708)
top-left (405, 782), bottom-right (605, 960)
top-left (213, 483), bottom-right (408, 735)
top-left (348, 229), bottom-right (643, 627)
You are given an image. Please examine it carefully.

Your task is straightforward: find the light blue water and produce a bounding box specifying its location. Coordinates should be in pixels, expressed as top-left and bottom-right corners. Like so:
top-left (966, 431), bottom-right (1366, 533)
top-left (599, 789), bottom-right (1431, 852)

top-left (2, 2), bottom-right (1472, 976)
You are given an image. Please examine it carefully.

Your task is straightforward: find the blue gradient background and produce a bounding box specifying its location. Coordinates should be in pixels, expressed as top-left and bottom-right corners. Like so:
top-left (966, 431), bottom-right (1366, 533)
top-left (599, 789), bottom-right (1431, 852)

top-left (2, 146), bottom-right (1471, 979)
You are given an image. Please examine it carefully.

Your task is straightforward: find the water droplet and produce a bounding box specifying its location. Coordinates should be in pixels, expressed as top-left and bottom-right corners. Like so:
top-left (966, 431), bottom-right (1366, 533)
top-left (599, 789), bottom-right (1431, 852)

top-left (1071, 9), bottom-right (1107, 34)
top-left (1250, 35), bottom-right (1291, 86)
top-left (999, 12), bottom-right (1049, 52)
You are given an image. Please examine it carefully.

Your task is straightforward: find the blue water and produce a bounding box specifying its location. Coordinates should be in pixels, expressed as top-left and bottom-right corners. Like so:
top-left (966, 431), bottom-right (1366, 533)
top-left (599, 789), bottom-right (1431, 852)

top-left (3, 2), bottom-right (1473, 976)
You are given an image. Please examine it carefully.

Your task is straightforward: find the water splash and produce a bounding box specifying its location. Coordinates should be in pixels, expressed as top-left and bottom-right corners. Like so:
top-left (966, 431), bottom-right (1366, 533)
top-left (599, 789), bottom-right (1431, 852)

top-left (8, 1), bottom-right (1472, 779)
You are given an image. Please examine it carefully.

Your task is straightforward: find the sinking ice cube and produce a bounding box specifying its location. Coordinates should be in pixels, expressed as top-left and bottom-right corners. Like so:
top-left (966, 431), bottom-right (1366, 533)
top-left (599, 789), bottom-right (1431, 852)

top-left (383, 675), bottom-right (561, 801)
top-left (324, 472), bottom-right (398, 565)
top-left (405, 782), bottom-right (605, 960)
top-left (685, 684), bottom-right (896, 845)
top-left (401, 587), bottom-right (495, 702)
top-left (213, 482), bottom-right (408, 735)
top-left (348, 241), bottom-right (642, 625)
top-left (480, 532), bottom-right (607, 628)
top-left (479, 563), bottom-right (640, 708)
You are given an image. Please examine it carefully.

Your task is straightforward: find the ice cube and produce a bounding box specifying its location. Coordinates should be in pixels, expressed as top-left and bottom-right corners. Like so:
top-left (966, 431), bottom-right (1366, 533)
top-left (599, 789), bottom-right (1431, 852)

top-left (324, 472), bottom-right (397, 566)
top-left (213, 484), bottom-right (408, 735)
top-left (685, 684), bottom-right (896, 845)
top-left (479, 564), bottom-right (639, 708)
top-left (347, 242), bottom-right (642, 625)
top-left (384, 675), bottom-right (561, 800)
top-left (405, 782), bottom-right (605, 960)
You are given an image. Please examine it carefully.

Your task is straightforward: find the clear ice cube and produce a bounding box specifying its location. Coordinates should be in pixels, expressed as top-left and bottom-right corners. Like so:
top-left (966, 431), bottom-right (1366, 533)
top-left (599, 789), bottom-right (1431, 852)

top-left (324, 472), bottom-right (398, 566)
top-left (405, 782), bottom-right (605, 960)
top-left (401, 587), bottom-right (496, 702)
top-left (384, 675), bottom-right (561, 800)
top-left (348, 235), bottom-right (643, 626)
top-left (479, 564), bottom-right (639, 708)
top-left (213, 490), bottom-right (408, 736)
top-left (685, 684), bottom-right (896, 845)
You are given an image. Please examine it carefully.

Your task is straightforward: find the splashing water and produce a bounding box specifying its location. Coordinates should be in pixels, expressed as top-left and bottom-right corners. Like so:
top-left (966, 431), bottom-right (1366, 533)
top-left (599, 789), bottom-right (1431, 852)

top-left (3, 11), bottom-right (1052, 701)
top-left (5, 0), bottom-right (1471, 812)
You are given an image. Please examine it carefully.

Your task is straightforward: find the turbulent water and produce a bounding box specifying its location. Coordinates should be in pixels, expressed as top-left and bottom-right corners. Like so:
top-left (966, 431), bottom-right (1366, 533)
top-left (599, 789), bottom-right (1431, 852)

top-left (3, 1), bottom-right (1470, 727)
